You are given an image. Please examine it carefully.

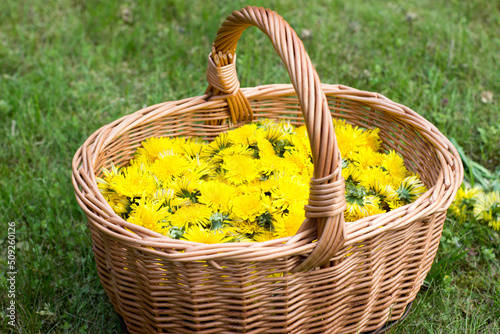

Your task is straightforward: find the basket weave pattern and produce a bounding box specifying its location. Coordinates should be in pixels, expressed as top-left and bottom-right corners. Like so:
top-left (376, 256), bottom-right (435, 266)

top-left (72, 6), bottom-right (463, 334)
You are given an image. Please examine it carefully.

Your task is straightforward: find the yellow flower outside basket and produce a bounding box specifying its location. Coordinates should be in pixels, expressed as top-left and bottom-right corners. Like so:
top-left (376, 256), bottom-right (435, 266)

top-left (72, 6), bottom-right (463, 333)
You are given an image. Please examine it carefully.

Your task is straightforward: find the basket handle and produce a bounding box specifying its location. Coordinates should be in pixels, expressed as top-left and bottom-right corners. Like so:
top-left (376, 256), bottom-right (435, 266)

top-left (206, 6), bottom-right (346, 272)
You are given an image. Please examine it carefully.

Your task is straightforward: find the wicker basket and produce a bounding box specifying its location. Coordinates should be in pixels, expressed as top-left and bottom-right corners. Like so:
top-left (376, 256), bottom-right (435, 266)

top-left (72, 6), bottom-right (463, 334)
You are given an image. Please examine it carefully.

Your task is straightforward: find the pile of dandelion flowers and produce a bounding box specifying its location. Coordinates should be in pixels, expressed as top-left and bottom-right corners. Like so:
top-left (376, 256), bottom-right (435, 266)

top-left (99, 118), bottom-right (428, 243)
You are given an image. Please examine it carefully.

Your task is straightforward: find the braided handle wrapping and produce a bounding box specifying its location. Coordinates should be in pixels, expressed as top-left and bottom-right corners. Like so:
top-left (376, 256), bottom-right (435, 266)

top-left (206, 6), bottom-right (346, 272)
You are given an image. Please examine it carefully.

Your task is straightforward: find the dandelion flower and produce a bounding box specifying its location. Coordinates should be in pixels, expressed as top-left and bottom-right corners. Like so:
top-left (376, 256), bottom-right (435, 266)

top-left (345, 195), bottom-right (381, 221)
top-left (211, 143), bottom-right (254, 167)
top-left (106, 194), bottom-right (133, 216)
top-left (97, 163), bottom-right (121, 195)
top-left (288, 125), bottom-right (312, 158)
top-left (334, 122), bottom-right (368, 160)
top-left (233, 220), bottom-right (266, 235)
top-left (382, 151), bottom-right (408, 186)
top-left (387, 200), bottom-right (407, 211)
top-left (228, 123), bottom-right (259, 145)
top-left (342, 164), bottom-right (363, 183)
top-left (273, 203), bottom-right (305, 238)
top-left (202, 133), bottom-right (233, 159)
top-left (127, 199), bottom-right (171, 234)
top-left (351, 147), bottom-right (384, 170)
top-left (283, 149), bottom-right (314, 178)
top-left (258, 155), bottom-right (293, 178)
top-left (474, 191), bottom-right (500, 230)
top-left (111, 164), bottom-right (158, 198)
top-left (140, 137), bottom-right (186, 162)
top-left (182, 157), bottom-right (213, 181)
top-left (150, 153), bottom-right (190, 184)
top-left (230, 193), bottom-right (267, 222)
top-left (271, 176), bottom-right (309, 210)
top-left (258, 119), bottom-right (286, 143)
top-left (198, 180), bottom-right (237, 212)
top-left (257, 137), bottom-right (277, 160)
top-left (170, 176), bottom-right (200, 204)
top-left (152, 188), bottom-right (176, 207)
top-left (396, 176), bottom-right (427, 204)
top-left (252, 231), bottom-right (276, 242)
top-left (344, 182), bottom-right (382, 221)
top-left (222, 154), bottom-right (260, 185)
top-left (169, 204), bottom-right (212, 228)
top-left (358, 167), bottom-right (396, 203)
top-left (181, 138), bottom-right (204, 158)
top-left (364, 127), bottom-right (382, 152)
top-left (182, 225), bottom-right (233, 244)
top-left (450, 186), bottom-right (483, 218)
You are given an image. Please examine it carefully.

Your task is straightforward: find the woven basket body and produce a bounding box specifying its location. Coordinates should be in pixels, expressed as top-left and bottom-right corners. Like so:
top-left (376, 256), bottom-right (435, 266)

top-left (72, 7), bottom-right (462, 334)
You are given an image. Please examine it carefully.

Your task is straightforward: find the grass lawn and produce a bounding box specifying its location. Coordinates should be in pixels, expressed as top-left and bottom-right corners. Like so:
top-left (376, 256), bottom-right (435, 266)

top-left (1, 0), bottom-right (499, 333)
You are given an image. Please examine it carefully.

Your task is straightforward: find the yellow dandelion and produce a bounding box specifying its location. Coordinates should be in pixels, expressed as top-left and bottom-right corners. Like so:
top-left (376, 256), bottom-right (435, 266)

top-left (233, 220), bottom-right (266, 235)
top-left (227, 122), bottom-right (260, 145)
top-left (345, 195), bottom-right (381, 222)
top-left (222, 154), bottom-right (260, 185)
top-left (140, 137), bottom-right (186, 162)
top-left (106, 193), bottom-right (132, 216)
top-left (150, 153), bottom-right (190, 184)
top-left (273, 203), bottom-right (305, 238)
top-left (332, 118), bottom-right (347, 128)
top-left (252, 231), bottom-right (276, 242)
top-left (271, 175), bottom-right (309, 210)
top-left (169, 204), bottom-right (212, 228)
top-left (197, 180), bottom-right (237, 212)
top-left (182, 225), bottom-right (233, 244)
top-left (364, 127), bottom-right (382, 152)
top-left (342, 164), bottom-right (363, 183)
top-left (111, 164), bottom-right (158, 198)
top-left (387, 200), bottom-right (407, 211)
top-left (250, 177), bottom-right (279, 195)
top-left (152, 188), bottom-right (176, 206)
top-left (179, 138), bottom-right (204, 158)
top-left (256, 137), bottom-right (277, 160)
top-left (97, 163), bottom-right (121, 196)
top-left (366, 203), bottom-right (386, 216)
top-left (211, 143), bottom-right (254, 166)
top-left (288, 125), bottom-right (312, 158)
top-left (344, 182), bottom-right (382, 221)
top-left (358, 167), bottom-right (391, 188)
top-left (127, 199), bottom-right (171, 234)
top-left (258, 119), bottom-right (286, 142)
top-left (230, 193), bottom-right (267, 222)
top-left (230, 234), bottom-right (254, 242)
top-left (258, 155), bottom-right (294, 178)
top-left (351, 147), bottom-right (384, 170)
top-left (170, 176), bottom-right (199, 201)
top-left (202, 133), bottom-right (233, 159)
top-left (334, 122), bottom-right (368, 160)
top-left (396, 176), bottom-right (427, 204)
top-left (130, 150), bottom-right (152, 166)
top-left (283, 149), bottom-right (314, 179)
top-left (278, 121), bottom-right (295, 135)
top-left (183, 157), bottom-right (213, 181)
top-left (473, 191), bottom-right (500, 231)
top-left (450, 186), bottom-right (483, 218)
top-left (382, 151), bottom-right (408, 187)
top-left (359, 167), bottom-right (397, 203)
